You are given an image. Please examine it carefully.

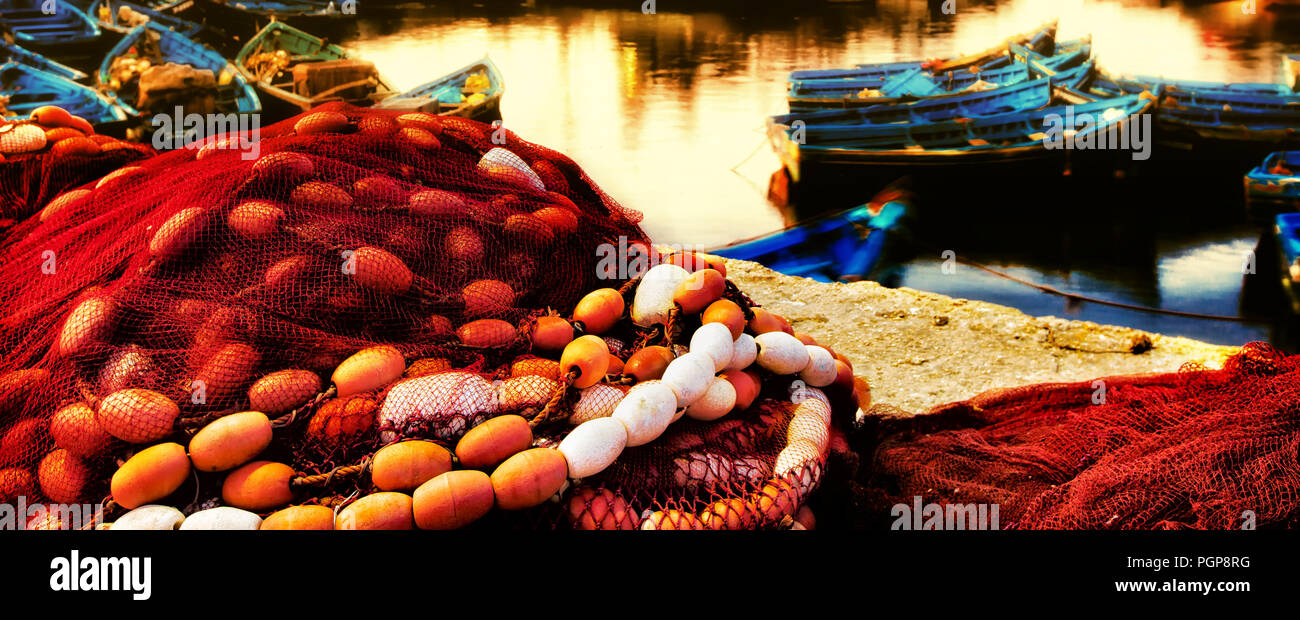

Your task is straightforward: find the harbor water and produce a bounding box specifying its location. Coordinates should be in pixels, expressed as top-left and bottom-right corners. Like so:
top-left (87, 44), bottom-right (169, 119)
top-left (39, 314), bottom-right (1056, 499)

top-left (343, 0), bottom-right (1297, 348)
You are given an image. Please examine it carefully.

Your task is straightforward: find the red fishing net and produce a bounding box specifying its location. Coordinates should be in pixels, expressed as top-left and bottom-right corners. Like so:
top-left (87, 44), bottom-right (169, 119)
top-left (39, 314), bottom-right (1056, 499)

top-left (858, 342), bottom-right (1300, 530)
top-left (0, 102), bottom-right (838, 530)
top-left (0, 123), bottom-right (155, 232)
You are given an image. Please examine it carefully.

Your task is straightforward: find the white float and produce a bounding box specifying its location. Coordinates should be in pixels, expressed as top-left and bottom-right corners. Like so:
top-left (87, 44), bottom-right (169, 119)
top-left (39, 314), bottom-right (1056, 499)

top-left (630, 264), bottom-right (690, 327)
top-left (178, 507), bottom-right (262, 530)
top-left (559, 417), bottom-right (628, 478)
top-left (754, 332), bottom-right (810, 375)
top-left (684, 377), bottom-right (737, 422)
top-left (611, 381), bottom-right (677, 447)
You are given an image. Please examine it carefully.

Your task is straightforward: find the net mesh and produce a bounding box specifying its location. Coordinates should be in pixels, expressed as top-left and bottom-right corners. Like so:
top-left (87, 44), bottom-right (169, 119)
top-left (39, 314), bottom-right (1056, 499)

top-left (0, 102), bottom-right (829, 529)
top-left (0, 128), bottom-right (155, 233)
top-left (858, 342), bottom-right (1300, 530)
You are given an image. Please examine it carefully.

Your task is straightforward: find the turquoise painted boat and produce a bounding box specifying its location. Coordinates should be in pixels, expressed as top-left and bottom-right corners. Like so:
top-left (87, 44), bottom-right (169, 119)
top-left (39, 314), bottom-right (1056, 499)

top-left (98, 22), bottom-right (261, 140)
top-left (788, 19), bottom-right (1057, 82)
top-left (0, 61), bottom-right (126, 124)
top-left (1085, 73), bottom-right (1300, 149)
top-left (375, 56), bottom-right (505, 123)
top-left (787, 40), bottom-right (1090, 112)
top-left (88, 0), bottom-right (204, 37)
top-left (0, 41), bottom-right (88, 82)
top-left (1246, 151), bottom-right (1300, 218)
top-left (711, 194), bottom-right (910, 283)
top-left (770, 93), bottom-right (1156, 183)
top-left (775, 61), bottom-right (1094, 134)
top-left (1273, 212), bottom-right (1300, 313)
top-left (0, 0), bottom-right (103, 56)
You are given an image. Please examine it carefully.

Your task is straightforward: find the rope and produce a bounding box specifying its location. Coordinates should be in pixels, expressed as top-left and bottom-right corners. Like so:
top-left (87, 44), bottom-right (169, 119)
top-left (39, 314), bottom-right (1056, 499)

top-left (530, 370), bottom-right (576, 428)
top-left (177, 407), bottom-right (240, 433)
top-left (724, 280), bottom-right (757, 321)
top-left (618, 276), bottom-right (641, 296)
top-left (951, 253), bottom-right (1269, 324)
top-left (291, 455), bottom-right (373, 488)
top-left (662, 305), bottom-right (682, 346)
top-left (729, 135), bottom-right (768, 173)
top-left (270, 385), bottom-right (337, 429)
top-left (905, 238), bottom-right (1270, 324)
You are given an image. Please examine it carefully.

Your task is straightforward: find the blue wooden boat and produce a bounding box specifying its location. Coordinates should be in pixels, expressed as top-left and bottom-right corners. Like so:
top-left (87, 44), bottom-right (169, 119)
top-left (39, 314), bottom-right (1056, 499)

top-left (98, 22), bottom-right (261, 139)
top-left (1246, 152), bottom-right (1300, 219)
top-left (0, 0), bottom-right (103, 56)
top-left (1063, 71), bottom-right (1300, 152)
top-left (787, 41), bottom-right (1090, 112)
top-left (0, 40), bottom-right (88, 82)
top-left (88, 0), bottom-right (204, 37)
top-left (788, 19), bottom-right (1057, 82)
top-left (710, 193), bottom-right (910, 283)
top-left (0, 61), bottom-right (126, 124)
top-left (770, 93), bottom-right (1156, 183)
top-left (375, 56), bottom-right (505, 123)
top-left (1134, 75), bottom-right (1294, 97)
top-left (192, 0), bottom-right (357, 40)
top-left (1273, 212), bottom-right (1300, 313)
top-left (775, 61), bottom-right (1095, 135)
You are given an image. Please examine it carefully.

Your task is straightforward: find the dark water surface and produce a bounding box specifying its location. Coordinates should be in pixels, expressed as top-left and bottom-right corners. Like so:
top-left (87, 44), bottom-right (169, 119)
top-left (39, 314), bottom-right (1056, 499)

top-left (345, 0), bottom-right (1299, 347)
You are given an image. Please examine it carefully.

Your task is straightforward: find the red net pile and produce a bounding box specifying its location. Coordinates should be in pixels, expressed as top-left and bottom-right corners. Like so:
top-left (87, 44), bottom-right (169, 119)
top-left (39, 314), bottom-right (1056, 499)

top-left (0, 102), bottom-right (841, 530)
top-left (0, 122), bottom-right (155, 232)
top-left (857, 342), bottom-right (1300, 530)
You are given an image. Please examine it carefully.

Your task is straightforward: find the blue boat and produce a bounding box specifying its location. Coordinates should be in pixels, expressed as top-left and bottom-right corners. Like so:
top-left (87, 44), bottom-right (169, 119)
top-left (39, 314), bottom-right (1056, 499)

top-left (1273, 212), bottom-right (1300, 313)
top-left (1134, 75), bottom-right (1296, 97)
top-left (0, 40), bottom-right (88, 82)
top-left (0, 61), bottom-right (127, 124)
top-left (770, 93), bottom-right (1157, 183)
top-left (1063, 71), bottom-right (1300, 153)
top-left (775, 61), bottom-right (1095, 134)
top-left (788, 20), bottom-right (1057, 82)
top-left (0, 0), bottom-right (103, 56)
top-left (375, 56), bottom-right (505, 123)
top-left (711, 192), bottom-right (911, 283)
top-left (1246, 151), bottom-right (1300, 218)
top-left (98, 22), bottom-right (261, 140)
top-left (192, 0), bottom-right (357, 40)
top-left (88, 0), bottom-right (204, 37)
top-left (787, 41), bottom-right (1090, 112)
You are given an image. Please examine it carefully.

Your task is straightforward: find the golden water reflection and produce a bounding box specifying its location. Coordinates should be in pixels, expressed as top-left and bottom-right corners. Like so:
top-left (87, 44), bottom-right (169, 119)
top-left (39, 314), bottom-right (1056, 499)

top-left (347, 1), bottom-right (1297, 247)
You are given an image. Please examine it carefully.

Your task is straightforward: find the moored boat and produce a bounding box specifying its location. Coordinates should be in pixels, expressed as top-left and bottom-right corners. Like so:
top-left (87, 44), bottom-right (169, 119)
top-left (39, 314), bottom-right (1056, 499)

top-left (233, 20), bottom-right (394, 118)
top-left (0, 40), bottom-right (88, 82)
top-left (1063, 71), bottom-right (1300, 157)
top-left (1246, 151), bottom-right (1300, 219)
top-left (375, 56), bottom-right (505, 123)
top-left (776, 61), bottom-right (1094, 133)
top-left (191, 0), bottom-right (357, 41)
top-left (787, 39), bottom-right (1090, 112)
top-left (98, 21), bottom-right (261, 142)
top-left (89, 0), bottom-right (204, 37)
top-left (1274, 212), bottom-right (1300, 313)
top-left (769, 92), bottom-right (1157, 198)
top-left (0, 61), bottom-right (127, 124)
top-left (788, 19), bottom-right (1057, 82)
top-left (0, 0), bottom-right (104, 57)
top-left (710, 190), bottom-right (911, 283)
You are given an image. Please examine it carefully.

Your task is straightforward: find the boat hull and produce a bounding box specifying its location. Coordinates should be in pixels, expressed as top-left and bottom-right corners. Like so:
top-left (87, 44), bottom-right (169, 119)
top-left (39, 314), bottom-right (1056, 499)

top-left (374, 57), bottom-right (506, 124)
top-left (193, 0), bottom-right (358, 42)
